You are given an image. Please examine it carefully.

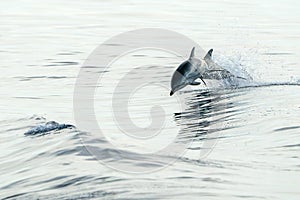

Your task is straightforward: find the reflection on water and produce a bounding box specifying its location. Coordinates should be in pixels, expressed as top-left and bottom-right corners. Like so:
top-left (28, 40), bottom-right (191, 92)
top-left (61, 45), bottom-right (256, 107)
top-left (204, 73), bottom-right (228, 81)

top-left (175, 89), bottom-right (246, 159)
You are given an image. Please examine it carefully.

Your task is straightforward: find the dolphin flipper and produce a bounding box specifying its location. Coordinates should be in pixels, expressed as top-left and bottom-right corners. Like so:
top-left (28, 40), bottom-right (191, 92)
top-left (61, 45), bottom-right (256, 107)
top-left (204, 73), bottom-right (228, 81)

top-left (190, 78), bottom-right (207, 86)
top-left (190, 81), bottom-right (200, 85)
top-left (199, 77), bottom-right (207, 86)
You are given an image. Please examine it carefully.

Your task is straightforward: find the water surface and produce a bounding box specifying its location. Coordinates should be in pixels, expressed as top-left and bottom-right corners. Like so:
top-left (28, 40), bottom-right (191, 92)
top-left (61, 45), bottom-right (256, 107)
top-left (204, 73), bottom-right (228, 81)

top-left (0, 0), bottom-right (300, 199)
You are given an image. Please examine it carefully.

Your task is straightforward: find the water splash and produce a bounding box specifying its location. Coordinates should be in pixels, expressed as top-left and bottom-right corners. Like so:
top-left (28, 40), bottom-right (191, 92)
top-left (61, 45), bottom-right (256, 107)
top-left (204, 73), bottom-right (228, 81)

top-left (212, 51), bottom-right (300, 89)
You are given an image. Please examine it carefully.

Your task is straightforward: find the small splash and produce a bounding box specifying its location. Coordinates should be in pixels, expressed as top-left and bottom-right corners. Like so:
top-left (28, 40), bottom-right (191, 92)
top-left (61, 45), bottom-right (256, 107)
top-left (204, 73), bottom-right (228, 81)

top-left (211, 50), bottom-right (300, 89)
top-left (24, 121), bottom-right (75, 136)
top-left (213, 52), bottom-right (255, 88)
top-left (289, 76), bottom-right (300, 85)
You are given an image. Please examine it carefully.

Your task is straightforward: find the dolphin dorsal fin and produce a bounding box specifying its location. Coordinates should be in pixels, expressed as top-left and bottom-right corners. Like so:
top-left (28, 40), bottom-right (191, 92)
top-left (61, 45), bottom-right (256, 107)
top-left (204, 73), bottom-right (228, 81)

top-left (189, 47), bottom-right (195, 58)
top-left (204, 49), bottom-right (213, 60)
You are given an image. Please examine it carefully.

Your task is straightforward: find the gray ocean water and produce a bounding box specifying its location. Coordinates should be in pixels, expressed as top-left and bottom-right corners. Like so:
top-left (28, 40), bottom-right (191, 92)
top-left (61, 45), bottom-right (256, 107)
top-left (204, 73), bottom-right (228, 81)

top-left (1, 0), bottom-right (300, 199)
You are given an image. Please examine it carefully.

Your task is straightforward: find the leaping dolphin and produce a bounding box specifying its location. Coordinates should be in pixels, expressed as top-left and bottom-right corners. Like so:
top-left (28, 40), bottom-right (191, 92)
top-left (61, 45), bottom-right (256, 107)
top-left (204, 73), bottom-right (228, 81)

top-left (170, 47), bottom-right (241, 96)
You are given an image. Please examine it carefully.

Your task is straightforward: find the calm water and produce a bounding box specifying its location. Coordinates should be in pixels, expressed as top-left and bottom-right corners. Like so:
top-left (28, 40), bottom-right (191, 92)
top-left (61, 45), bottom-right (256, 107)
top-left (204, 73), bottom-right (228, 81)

top-left (1, 0), bottom-right (300, 199)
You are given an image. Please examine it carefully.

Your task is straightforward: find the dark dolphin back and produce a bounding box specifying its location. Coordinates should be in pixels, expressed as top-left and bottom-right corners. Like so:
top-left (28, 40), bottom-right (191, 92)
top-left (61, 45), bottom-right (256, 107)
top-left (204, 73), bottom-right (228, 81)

top-left (176, 60), bottom-right (193, 76)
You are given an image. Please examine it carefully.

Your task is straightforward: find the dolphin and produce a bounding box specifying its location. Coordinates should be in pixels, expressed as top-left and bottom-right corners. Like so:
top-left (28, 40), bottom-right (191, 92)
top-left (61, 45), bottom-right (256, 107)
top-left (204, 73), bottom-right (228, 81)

top-left (170, 47), bottom-right (241, 96)
top-left (24, 121), bottom-right (75, 136)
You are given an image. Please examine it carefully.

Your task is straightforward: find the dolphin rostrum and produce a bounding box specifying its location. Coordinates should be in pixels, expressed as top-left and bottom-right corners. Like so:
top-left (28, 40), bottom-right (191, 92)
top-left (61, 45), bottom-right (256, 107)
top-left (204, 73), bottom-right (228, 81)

top-left (170, 47), bottom-right (240, 96)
